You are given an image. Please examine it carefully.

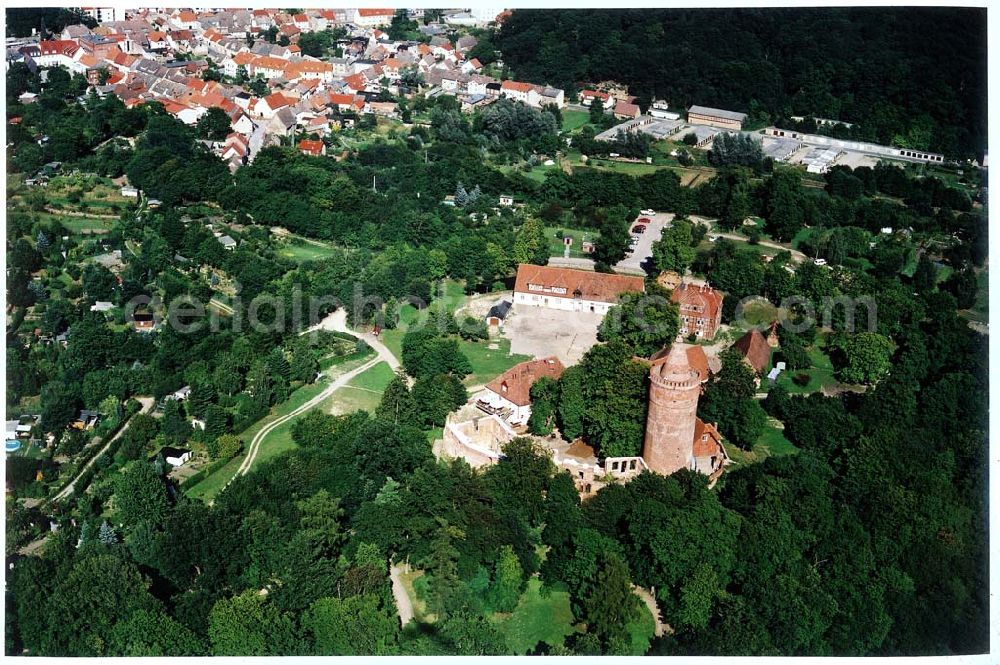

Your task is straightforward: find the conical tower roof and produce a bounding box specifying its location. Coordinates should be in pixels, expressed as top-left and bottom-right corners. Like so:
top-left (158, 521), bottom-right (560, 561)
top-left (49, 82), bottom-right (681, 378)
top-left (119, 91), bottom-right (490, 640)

top-left (655, 343), bottom-right (701, 386)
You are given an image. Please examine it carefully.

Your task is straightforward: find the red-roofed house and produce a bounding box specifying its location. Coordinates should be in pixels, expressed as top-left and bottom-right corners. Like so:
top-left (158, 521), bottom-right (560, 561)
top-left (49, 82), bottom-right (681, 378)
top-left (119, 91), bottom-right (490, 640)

top-left (614, 100), bottom-right (641, 120)
top-left (731, 328), bottom-right (772, 376)
top-left (671, 282), bottom-right (724, 340)
top-left (461, 58), bottom-right (483, 74)
top-left (353, 8), bottom-right (395, 27)
top-left (145, 31), bottom-right (169, 52)
top-left (34, 40), bottom-right (84, 71)
top-left (250, 55), bottom-right (289, 79)
top-left (479, 357), bottom-right (565, 426)
top-left (500, 80), bottom-right (533, 103)
top-left (253, 92), bottom-right (292, 119)
top-left (298, 139), bottom-right (326, 157)
top-left (513, 263), bottom-right (644, 315)
top-left (580, 90), bottom-right (613, 107)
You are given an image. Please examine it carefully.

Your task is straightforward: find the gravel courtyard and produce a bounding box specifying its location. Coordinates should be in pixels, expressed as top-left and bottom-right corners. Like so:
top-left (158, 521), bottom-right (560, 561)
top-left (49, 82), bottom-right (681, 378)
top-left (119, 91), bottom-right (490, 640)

top-left (502, 304), bottom-right (605, 366)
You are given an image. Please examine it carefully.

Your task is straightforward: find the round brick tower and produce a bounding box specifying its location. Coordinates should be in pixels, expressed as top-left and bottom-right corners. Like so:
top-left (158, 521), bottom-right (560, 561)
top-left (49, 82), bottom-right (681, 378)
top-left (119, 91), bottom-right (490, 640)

top-left (642, 343), bottom-right (702, 476)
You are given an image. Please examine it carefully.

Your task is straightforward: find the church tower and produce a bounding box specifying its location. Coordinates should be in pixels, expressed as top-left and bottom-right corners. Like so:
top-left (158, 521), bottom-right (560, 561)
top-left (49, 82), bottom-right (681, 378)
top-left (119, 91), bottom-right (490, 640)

top-left (642, 343), bottom-right (702, 475)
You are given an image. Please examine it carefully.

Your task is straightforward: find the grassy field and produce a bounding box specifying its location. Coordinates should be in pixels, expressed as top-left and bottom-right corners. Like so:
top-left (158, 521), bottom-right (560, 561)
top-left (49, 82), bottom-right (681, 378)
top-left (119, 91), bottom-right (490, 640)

top-left (776, 339), bottom-right (838, 394)
top-left (499, 579), bottom-right (576, 654)
top-left (625, 602), bottom-right (656, 655)
top-left (462, 338), bottom-right (531, 388)
top-left (579, 158), bottom-right (660, 176)
top-left (323, 360), bottom-right (396, 415)
top-left (561, 110), bottom-right (591, 133)
top-left (184, 350), bottom-right (375, 501)
top-left (545, 226), bottom-right (597, 259)
top-left (378, 280), bottom-right (530, 387)
top-left (401, 569), bottom-right (435, 623)
top-left (725, 420), bottom-right (799, 467)
top-left (277, 237), bottom-right (341, 263)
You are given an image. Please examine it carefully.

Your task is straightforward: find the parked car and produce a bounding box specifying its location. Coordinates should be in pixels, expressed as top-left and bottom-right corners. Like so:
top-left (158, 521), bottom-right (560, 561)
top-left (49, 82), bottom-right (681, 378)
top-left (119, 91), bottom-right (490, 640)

top-left (632, 224), bottom-right (647, 234)
top-left (708, 235), bottom-right (718, 242)
top-left (641, 209), bottom-right (655, 216)
top-left (814, 258), bottom-right (828, 266)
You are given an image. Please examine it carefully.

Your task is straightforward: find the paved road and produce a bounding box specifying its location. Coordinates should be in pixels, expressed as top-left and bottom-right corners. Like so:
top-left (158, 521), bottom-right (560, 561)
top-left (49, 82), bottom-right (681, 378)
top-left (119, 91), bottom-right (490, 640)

top-left (51, 396), bottom-right (155, 502)
top-left (616, 212), bottom-right (673, 275)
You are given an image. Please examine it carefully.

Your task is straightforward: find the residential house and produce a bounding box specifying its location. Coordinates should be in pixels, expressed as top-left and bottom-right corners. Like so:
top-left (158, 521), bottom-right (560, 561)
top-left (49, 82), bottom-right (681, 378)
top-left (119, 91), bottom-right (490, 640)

top-left (298, 139), bottom-right (326, 156)
top-left (151, 446), bottom-right (193, 467)
top-left (731, 328), bottom-right (774, 378)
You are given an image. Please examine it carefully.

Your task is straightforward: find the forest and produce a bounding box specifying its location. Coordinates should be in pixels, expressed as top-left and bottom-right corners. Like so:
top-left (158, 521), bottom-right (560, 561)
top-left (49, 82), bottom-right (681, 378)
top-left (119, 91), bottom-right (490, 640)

top-left (4, 34), bottom-right (989, 656)
top-left (496, 7), bottom-right (987, 158)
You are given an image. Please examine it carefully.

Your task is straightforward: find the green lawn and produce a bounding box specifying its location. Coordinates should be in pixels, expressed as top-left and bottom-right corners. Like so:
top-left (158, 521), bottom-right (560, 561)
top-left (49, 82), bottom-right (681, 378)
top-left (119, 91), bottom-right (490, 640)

top-left (725, 421), bottom-right (799, 467)
top-left (379, 280), bottom-right (529, 387)
top-left (277, 238), bottom-right (340, 263)
top-left (323, 361), bottom-right (396, 416)
top-left (499, 579), bottom-right (576, 655)
top-left (625, 601), bottom-right (656, 655)
top-left (791, 227), bottom-right (815, 250)
top-left (545, 226), bottom-right (597, 259)
top-left (579, 159), bottom-right (660, 176)
top-left (966, 269), bottom-right (989, 323)
top-left (184, 350), bottom-right (375, 502)
top-left (460, 338), bottom-right (531, 387)
top-left (776, 340), bottom-right (838, 394)
top-left (561, 110), bottom-right (591, 133)
top-left (50, 215), bottom-right (115, 235)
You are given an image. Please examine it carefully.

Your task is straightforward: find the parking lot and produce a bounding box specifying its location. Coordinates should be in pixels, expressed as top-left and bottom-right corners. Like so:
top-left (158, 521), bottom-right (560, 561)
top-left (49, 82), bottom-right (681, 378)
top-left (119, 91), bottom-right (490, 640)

top-left (615, 211), bottom-right (674, 275)
top-left (502, 304), bottom-right (605, 366)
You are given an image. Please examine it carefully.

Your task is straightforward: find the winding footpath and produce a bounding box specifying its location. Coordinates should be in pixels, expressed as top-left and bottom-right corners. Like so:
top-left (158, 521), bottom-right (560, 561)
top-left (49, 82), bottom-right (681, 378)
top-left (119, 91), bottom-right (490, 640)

top-left (232, 309), bottom-right (401, 480)
top-left (51, 396), bottom-right (155, 502)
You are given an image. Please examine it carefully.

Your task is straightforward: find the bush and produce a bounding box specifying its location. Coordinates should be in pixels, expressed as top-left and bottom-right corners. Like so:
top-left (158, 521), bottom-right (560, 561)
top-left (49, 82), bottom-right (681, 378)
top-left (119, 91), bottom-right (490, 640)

top-left (792, 373), bottom-right (811, 386)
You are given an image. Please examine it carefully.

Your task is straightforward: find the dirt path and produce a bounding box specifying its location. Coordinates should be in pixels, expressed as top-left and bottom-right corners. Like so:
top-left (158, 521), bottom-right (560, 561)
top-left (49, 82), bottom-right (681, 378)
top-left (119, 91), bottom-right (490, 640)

top-left (51, 396), bottom-right (155, 502)
top-left (234, 355), bottom-right (382, 478)
top-left (301, 308), bottom-right (400, 372)
top-left (389, 561), bottom-right (415, 627)
top-left (633, 585), bottom-right (669, 637)
top-left (43, 206), bottom-right (118, 220)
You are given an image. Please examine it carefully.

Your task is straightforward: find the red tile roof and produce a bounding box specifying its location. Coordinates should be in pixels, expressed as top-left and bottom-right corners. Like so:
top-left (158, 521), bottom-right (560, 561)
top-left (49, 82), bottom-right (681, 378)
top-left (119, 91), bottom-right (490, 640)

top-left (486, 357), bottom-right (565, 407)
top-left (732, 329), bottom-right (772, 374)
top-left (358, 8), bottom-right (395, 17)
top-left (670, 283), bottom-right (723, 322)
top-left (514, 264), bottom-right (644, 304)
top-left (692, 419), bottom-right (723, 458)
top-left (501, 80), bottom-right (533, 94)
top-left (38, 40), bottom-right (79, 56)
top-left (261, 92), bottom-right (291, 109)
top-left (298, 139), bottom-right (324, 156)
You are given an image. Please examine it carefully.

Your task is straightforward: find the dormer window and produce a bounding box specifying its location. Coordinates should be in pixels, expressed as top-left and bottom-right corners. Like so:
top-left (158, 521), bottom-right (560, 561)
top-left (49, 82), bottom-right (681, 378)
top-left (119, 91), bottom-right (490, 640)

top-left (501, 381), bottom-right (508, 393)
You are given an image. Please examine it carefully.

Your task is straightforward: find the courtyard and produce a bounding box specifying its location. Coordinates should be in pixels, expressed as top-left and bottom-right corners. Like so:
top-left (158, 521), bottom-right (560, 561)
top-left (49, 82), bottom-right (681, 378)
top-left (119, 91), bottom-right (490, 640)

top-left (502, 303), bottom-right (605, 366)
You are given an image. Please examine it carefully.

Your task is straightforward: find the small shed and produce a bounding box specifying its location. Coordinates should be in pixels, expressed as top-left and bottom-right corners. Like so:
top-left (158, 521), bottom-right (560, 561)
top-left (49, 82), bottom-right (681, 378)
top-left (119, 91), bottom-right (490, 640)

top-left (152, 446), bottom-right (192, 467)
top-left (486, 300), bottom-right (512, 328)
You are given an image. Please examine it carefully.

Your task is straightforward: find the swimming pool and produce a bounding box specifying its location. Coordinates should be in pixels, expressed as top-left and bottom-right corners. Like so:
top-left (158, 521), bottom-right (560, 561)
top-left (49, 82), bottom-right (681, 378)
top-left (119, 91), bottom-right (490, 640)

top-left (5, 440), bottom-right (22, 452)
